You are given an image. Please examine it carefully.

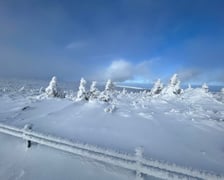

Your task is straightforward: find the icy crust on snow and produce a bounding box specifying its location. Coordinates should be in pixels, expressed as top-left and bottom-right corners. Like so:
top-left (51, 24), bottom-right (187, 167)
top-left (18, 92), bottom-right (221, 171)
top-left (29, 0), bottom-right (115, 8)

top-left (0, 80), bottom-right (224, 175)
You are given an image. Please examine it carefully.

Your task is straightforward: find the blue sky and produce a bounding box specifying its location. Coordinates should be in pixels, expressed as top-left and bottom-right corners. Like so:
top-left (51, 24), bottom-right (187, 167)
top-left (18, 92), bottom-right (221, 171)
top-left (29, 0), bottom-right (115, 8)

top-left (0, 0), bottom-right (224, 85)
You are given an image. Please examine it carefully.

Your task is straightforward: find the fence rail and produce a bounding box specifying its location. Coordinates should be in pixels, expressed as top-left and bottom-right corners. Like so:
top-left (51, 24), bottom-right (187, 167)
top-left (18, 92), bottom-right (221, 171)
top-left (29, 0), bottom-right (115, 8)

top-left (0, 123), bottom-right (223, 180)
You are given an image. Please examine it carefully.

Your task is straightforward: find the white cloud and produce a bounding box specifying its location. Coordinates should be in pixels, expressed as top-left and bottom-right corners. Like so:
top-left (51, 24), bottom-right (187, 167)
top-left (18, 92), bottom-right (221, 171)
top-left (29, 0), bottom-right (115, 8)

top-left (100, 59), bottom-right (154, 82)
top-left (177, 68), bottom-right (224, 85)
top-left (105, 60), bottom-right (134, 81)
top-left (178, 68), bottom-right (202, 82)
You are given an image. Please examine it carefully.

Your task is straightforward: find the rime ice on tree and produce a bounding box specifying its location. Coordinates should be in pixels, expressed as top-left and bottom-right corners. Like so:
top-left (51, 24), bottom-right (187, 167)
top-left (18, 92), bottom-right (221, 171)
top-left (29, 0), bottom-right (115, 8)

top-left (151, 79), bottom-right (163, 95)
top-left (89, 81), bottom-right (100, 100)
top-left (45, 76), bottom-right (65, 98)
top-left (170, 74), bottom-right (178, 86)
top-left (162, 74), bottom-right (183, 95)
top-left (105, 79), bottom-right (114, 92)
top-left (170, 74), bottom-right (182, 95)
top-left (76, 78), bottom-right (88, 101)
top-left (99, 79), bottom-right (114, 102)
top-left (45, 76), bottom-right (59, 97)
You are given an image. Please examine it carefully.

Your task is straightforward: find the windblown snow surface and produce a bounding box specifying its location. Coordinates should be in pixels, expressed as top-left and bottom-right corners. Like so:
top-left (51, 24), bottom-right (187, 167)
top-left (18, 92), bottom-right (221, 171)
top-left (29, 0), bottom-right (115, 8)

top-left (0, 79), bottom-right (224, 179)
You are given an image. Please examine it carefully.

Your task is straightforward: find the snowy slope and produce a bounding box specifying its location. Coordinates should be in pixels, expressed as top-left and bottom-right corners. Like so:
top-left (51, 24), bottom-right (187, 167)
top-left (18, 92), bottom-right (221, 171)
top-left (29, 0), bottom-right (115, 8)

top-left (0, 79), bottom-right (224, 178)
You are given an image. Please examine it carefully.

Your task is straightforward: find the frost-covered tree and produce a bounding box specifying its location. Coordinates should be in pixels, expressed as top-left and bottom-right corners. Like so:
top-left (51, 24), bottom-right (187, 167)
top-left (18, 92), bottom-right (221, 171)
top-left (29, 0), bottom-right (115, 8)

top-left (151, 79), bottom-right (163, 95)
top-left (76, 78), bottom-right (88, 101)
top-left (105, 79), bottom-right (114, 92)
top-left (45, 76), bottom-right (60, 97)
top-left (90, 81), bottom-right (97, 92)
top-left (170, 74), bottom-right (182, 94)
top-left (202, 83), bottom-right (209, 92)
top-left (170, 74), bottom-right (178, 86)
top-left (173, 80), bottom-right (182, 94)
top-left (162, 74), bottom-right (182, 95)
top-left (89, 81), bottom-right (100, 100)
top-left (99, 79), bottom-right (114, 102)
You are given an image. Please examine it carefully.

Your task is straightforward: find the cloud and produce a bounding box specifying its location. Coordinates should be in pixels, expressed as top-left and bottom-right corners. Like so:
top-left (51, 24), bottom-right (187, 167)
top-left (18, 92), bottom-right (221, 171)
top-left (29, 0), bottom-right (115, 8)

top-left (178, 68), bottom-right (202, 82)
top-left (105, 60), bottom-right (134, 81)
top-left (97, 59), bottom-right (154, 82)
top-left (177, 68), bottom-right (224, 85)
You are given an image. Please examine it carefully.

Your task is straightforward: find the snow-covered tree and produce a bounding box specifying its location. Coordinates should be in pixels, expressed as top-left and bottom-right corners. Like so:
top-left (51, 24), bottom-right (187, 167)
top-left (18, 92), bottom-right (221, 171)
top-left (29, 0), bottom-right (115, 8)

top-left (162, 74), bottom-right (183, 95)
top-left (170, 74), bottom-right (179, 86)
top-left (99, 79), bottom-right (114, 102)
top-left (151, 79), bottom-right (163, 95)
top-left (76, 78), bottom-right (88, 101)
top-left (105, 79), bottom-right (114, 92)
top-left (89, 81), bottom-right (100, 100)
top-left (45, 76), bottom-right (63, 97)
top-left (202, 83), bottom-right (209, 92)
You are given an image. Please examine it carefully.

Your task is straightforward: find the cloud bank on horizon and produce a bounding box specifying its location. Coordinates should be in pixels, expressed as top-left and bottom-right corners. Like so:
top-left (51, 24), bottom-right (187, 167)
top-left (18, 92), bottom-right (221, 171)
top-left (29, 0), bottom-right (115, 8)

top-left (0, 0), bottom-right (223, 85)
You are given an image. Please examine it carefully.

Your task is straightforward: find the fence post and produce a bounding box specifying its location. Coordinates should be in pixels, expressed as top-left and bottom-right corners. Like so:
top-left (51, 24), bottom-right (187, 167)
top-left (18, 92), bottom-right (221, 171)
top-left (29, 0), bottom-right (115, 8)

top-left (135, 146), bottom-right (144, 180)
top-left (23, 124), bottom-right (32, 148)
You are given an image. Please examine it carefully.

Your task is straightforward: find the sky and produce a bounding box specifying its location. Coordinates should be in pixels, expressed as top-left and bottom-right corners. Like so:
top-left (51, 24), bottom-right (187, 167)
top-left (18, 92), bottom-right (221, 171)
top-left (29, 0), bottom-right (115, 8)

top-left (0, 0), bottom-right (224, 85)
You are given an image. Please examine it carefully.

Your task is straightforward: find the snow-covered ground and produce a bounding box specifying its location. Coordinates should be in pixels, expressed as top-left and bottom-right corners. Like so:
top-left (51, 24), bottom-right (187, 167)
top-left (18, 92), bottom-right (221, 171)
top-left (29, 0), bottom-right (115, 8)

top-left (0, 79), bottom-right (224, 179)
top-left (0, 133), bottom-right (140, 180)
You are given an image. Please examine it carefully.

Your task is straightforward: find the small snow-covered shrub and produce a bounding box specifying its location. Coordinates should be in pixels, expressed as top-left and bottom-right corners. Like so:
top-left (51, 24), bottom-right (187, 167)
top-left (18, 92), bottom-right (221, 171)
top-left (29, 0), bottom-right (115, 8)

top-left (122, 88), bottom-right (128, 95)
top-left (45, 76), bottom-right (65, 98)
top-left (202, 83), bottom-right (209, 93)
top-left (39, 87), bottom-right (44, 94)
top-left (151, 79), bottom-right (163, 95)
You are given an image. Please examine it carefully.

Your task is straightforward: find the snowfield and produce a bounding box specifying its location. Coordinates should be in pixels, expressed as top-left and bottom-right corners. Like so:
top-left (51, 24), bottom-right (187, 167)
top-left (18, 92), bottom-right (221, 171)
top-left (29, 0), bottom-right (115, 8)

top-left (0, 78), bottom-right (224, 179)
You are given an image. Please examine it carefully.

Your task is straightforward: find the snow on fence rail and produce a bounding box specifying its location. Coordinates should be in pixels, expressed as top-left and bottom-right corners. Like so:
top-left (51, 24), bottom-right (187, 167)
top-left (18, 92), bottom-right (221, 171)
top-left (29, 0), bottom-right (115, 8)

top-left (0, 123), bottom-right (223, 180)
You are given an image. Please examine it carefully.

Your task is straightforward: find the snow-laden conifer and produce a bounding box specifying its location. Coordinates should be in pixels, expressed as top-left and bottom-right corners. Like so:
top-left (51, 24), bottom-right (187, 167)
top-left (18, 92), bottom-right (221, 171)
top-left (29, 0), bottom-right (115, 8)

top-left (99, 79), bottom-right (114, 102)
top-left (89, 81), bottom-right (100, 100)
top-left (76, 78), bottom-right (88, 101)
top-left (162, 74), bottom-right (183, 95)
top-left (45, 76), bottom-right (64, 98)
top-left (105, 79), bottom-right (114, 92)
top-left (151, 79), bottom-right (163, 95)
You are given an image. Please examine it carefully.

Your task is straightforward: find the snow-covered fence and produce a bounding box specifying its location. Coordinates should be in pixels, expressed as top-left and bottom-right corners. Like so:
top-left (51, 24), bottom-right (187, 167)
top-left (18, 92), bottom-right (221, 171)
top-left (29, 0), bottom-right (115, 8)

top-left (0, 123), bottom-right (223, 180)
